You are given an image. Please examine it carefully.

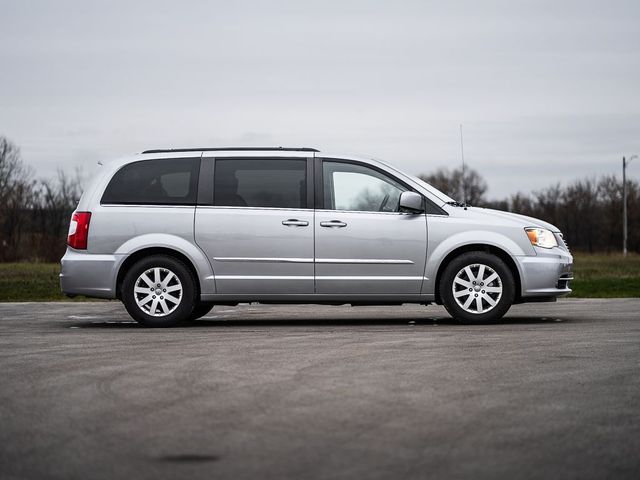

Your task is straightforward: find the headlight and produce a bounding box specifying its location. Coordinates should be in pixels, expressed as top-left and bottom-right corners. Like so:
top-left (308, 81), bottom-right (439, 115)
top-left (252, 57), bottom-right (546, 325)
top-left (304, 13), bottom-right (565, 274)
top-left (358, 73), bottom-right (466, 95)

top-left (525, 228), bottom-right (558, 249)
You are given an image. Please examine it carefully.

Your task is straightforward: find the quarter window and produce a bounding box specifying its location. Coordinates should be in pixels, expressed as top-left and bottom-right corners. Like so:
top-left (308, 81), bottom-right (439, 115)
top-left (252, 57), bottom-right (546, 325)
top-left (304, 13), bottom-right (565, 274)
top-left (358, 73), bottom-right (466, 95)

top-left (323, 161), bottom-right (405, 212)
top-left (214, 159), bottom-right (307, 208)
top-left (101, 158), bottom-right (199, 205)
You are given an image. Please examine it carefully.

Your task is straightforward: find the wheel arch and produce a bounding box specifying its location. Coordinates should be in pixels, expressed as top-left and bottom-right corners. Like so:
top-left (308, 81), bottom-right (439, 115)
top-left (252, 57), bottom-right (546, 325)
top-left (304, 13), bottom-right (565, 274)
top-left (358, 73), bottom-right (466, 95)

top-left (116, 247), bottom-right (202, 300)
top-left (433, 244), bottom-right (522, 305)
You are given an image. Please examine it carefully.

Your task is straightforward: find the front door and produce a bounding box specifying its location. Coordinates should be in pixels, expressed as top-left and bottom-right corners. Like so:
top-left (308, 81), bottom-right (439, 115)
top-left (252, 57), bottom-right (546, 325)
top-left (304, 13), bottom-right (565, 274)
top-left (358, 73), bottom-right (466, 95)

top-left (315, 159), bottom-right (427, 295)
top-left (195, 157), bottom-right (314, 295)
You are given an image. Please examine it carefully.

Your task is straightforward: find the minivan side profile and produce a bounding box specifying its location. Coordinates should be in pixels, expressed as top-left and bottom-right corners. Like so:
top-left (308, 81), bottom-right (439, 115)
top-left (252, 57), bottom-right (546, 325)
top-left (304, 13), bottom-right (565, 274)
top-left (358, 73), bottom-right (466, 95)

top-left (61, 147), bottom-right (573, 327)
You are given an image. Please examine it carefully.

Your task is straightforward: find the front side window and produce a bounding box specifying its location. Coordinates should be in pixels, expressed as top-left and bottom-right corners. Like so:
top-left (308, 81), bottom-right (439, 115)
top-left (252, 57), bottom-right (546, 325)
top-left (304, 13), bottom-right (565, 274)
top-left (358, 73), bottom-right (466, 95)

top-left (214, 159), bottom-right (307, 208)
top-left (323, 161), bottom-right (405, 212)
top-left (101, 158), bottom-right (199, 205)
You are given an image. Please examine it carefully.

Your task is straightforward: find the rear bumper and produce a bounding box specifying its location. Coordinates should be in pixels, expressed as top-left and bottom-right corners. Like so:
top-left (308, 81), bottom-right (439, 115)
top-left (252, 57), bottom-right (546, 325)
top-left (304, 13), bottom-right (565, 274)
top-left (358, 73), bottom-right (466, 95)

top-left (60, 249), bottom-right (122, 299)
top-left (516, 247), bottom-right (573, 300)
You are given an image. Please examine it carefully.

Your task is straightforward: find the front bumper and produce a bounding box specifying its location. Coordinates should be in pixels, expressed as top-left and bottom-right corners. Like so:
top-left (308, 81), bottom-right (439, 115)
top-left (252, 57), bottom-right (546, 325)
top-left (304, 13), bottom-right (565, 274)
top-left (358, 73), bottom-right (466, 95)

top-left (60, 249), bottom-right (122, 299)
top-left (516, 246), bottom-right (573, 299)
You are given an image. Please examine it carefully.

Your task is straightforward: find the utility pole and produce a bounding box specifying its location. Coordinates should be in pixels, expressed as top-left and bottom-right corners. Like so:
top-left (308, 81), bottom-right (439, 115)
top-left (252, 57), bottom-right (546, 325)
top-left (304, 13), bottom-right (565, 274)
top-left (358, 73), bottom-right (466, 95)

top-left (623, 155), bottom-right (637, 256)
top-left (460, 124), bottom-right (466, 205)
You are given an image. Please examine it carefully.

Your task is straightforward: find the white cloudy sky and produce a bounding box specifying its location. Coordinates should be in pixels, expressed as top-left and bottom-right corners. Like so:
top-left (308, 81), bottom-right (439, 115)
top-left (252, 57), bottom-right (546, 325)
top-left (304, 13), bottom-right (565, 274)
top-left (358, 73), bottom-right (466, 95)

top-left (1, 0), bottom-right (639, 197)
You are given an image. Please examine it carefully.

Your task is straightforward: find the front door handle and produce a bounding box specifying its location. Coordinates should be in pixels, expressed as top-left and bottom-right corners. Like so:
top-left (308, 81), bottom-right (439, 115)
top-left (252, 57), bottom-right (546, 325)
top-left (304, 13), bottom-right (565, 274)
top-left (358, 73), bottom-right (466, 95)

top-left (282, 219), bottom-right (309, 227)
top-left (320, 220), bottom-right (347, 228)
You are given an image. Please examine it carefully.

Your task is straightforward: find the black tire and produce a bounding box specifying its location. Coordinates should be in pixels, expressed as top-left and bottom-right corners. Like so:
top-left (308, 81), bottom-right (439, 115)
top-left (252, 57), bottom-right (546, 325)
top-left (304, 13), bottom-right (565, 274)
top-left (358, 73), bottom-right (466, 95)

top-left (188, 302), bottom-right (214, 321)
top-left (121, 255), bottom-right (197, 327)
top-left (439, 251), bottom-right (515, 324)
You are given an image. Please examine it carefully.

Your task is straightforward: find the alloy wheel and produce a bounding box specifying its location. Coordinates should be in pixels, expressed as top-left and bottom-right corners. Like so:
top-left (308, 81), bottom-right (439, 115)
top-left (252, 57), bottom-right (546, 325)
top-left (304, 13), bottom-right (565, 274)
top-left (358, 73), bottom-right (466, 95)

top-left (134, 267), bottom-right (183, 317)
top-left (451, 263), bottom-right (503, 314)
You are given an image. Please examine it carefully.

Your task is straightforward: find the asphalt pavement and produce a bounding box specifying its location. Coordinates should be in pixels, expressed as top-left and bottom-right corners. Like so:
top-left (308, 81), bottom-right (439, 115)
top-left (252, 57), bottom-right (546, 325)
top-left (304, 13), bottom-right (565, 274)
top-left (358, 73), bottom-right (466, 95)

top-left (0, 299), bottom-right (639, 480)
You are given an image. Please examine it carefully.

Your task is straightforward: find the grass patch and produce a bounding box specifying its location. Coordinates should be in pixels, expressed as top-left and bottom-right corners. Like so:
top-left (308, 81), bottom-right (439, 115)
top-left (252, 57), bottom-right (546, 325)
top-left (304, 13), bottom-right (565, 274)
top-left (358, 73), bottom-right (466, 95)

top-left (0, 253), bottom-right (638, 301)
top-left (0, 263), bottom-right (97, 302)
top-left (570, 253), bottom-right (640, 298)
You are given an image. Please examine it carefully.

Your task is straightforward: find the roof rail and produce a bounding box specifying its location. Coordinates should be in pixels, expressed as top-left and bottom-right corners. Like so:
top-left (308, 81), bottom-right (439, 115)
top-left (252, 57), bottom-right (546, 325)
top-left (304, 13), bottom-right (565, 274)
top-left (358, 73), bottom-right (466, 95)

top-left (141, 147), bottom-right (319, 154)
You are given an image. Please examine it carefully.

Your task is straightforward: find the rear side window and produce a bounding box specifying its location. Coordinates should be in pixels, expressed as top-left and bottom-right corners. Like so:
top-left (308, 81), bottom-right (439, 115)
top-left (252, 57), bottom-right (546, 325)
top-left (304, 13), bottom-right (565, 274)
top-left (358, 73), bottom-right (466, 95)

top-left (214, 159), bottom-right (307, 208)
top-left (101, 158), bottom-right (200, 205)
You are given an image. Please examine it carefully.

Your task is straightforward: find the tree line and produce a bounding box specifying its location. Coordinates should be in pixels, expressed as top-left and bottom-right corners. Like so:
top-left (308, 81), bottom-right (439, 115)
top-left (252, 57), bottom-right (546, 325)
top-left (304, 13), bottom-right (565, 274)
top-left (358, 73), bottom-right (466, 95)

top-left (1, 137), bottom-right (82, 262)
top-left (1, 136), bottom-right (638, 262)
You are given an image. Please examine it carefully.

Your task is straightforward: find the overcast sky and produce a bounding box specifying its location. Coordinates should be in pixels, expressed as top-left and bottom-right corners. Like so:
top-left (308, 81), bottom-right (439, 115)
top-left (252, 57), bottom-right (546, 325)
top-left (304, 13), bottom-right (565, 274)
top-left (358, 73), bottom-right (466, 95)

top-left (1, 0), bottom-right (639, 197)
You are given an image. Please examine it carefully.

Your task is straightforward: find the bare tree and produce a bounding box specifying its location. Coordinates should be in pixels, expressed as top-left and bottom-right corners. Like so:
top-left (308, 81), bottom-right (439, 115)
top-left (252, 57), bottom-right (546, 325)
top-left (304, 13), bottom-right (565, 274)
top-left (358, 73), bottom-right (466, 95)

top-left (532, 184), bottom-right (563, 227)
top-left (30, 168), bottom-right (84, 261)
top-left (419, 167), bottom-right (488, 205)
top-left (562, 179), bottom-right (599, 252)
top-left (0, 137), bottom-right (34, 261)
top-left (597, 175), bottom-right (622, 252)
top-left (1, 137), bottom-right (85, 261)
top-left (508, 192), bottom-right (535, 215)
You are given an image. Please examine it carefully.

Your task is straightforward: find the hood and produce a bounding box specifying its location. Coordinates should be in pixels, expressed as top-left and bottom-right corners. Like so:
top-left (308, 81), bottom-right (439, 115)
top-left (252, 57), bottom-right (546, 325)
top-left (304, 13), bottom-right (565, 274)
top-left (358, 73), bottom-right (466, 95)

top-left (464, 207), bottom-right (561, 232)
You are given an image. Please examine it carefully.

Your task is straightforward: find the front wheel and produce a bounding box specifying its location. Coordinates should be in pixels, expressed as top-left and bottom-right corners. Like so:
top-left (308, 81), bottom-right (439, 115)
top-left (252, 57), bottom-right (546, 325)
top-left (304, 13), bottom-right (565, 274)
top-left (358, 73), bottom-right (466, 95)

top-left (121, 255), bottom-right (197, 327)
top-left (439, 252), bottom-right (515, 324)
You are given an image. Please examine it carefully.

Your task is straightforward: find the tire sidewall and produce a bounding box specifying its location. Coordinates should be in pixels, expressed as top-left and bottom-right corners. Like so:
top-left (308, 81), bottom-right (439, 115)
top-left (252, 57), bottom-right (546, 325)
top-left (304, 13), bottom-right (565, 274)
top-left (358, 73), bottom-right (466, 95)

top-left (440, 252), bottom-right (515, 324)
top-left (122, 255), bottom-right (196, 327)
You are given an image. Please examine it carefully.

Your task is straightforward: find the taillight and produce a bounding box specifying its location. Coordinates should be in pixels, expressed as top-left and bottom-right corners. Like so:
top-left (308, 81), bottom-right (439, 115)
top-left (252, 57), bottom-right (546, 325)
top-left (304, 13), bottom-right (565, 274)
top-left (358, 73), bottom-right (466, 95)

top-left (67, 212), bottom-right (91, 250)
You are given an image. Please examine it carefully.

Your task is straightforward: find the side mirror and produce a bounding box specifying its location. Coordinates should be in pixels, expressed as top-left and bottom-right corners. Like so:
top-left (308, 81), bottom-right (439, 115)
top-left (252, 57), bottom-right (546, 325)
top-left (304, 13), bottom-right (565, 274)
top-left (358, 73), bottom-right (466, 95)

top-left (399, 191), bottom-right (424, 213)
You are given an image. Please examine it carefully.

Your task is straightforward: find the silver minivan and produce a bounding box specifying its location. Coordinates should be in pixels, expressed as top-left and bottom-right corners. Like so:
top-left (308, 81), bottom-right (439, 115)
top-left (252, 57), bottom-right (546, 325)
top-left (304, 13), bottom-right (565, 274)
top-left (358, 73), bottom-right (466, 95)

top-left (61, 147), bottom-right (573, 327)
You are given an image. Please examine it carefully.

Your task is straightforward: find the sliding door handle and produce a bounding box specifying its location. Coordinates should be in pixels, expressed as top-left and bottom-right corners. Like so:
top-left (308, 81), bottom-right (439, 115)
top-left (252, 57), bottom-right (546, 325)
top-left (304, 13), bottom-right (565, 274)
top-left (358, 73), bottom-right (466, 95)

top-left (282, 219), bottom-right (309, 227)
top-left (320, 220), bottom-right (347, 228)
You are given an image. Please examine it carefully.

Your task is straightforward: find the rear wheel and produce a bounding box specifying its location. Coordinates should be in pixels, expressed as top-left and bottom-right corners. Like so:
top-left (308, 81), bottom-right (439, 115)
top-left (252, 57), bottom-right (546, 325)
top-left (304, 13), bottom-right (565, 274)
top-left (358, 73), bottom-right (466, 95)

top-left (122, 255), bottom-right (197, 327)
top-left (439, 251), bottom-right (515, 324)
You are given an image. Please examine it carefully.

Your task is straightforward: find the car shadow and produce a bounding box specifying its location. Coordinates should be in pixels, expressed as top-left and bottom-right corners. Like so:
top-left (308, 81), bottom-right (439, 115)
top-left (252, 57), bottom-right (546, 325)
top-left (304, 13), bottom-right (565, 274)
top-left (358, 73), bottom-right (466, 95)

top-left (67, 315), bottom-right (565, 329)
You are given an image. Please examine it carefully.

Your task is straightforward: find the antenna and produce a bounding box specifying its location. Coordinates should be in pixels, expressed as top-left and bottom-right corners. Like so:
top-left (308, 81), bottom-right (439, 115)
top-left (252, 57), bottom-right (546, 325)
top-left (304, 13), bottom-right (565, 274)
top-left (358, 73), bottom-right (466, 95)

top-left (460, 124), bottom-right (467, 206)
